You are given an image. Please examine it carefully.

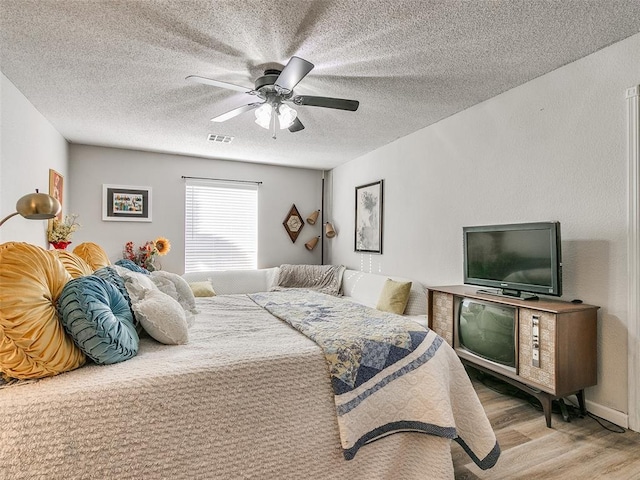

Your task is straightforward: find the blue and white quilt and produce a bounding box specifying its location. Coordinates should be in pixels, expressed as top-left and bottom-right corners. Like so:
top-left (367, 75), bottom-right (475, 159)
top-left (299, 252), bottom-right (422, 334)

top-left (250, 289), bottom-right (500, 468)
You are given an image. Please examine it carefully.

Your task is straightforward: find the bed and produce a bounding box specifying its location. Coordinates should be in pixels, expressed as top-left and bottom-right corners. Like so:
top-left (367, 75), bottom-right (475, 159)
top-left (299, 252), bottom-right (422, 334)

top-left (0, 246), bottom-right (499, 479)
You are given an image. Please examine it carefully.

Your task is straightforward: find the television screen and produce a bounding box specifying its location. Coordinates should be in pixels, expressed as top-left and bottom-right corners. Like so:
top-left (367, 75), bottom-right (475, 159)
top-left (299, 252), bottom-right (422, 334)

top-left (458, 299), bottom-right (516, 369)
top-left (463, 222), bottom-right (562, 297)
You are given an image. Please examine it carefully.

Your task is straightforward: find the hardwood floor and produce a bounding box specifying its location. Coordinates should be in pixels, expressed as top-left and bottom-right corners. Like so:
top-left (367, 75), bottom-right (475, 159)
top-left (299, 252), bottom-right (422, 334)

top-left (453, 369), bottom-right (640, 479)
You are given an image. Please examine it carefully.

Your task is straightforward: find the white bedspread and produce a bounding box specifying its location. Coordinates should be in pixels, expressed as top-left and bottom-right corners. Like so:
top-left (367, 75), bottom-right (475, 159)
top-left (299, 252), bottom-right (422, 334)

top-left (0, 294), bottom-right (483, 479)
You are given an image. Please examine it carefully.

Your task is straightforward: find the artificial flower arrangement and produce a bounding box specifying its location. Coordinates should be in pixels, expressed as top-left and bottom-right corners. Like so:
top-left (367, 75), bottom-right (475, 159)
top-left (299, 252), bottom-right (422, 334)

top-left (123, 237), bottom-right (171, 271)
top-left (48, 214), bottom-right (81, 249)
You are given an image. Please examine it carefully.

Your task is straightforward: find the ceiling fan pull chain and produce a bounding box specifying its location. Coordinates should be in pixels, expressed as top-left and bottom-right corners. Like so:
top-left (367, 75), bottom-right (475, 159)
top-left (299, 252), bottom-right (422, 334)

top-left (270, 105), bottom-right (278, 139)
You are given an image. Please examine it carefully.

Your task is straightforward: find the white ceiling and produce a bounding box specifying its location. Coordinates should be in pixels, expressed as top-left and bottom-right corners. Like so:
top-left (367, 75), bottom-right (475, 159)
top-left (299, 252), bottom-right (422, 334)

top-left (1, 1), bottom-right (639, 170)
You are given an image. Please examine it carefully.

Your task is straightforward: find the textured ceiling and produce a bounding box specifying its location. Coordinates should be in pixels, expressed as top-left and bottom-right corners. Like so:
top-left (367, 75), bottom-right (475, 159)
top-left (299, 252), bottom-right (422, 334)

top-left (1, 1), bottom-right (639, 170)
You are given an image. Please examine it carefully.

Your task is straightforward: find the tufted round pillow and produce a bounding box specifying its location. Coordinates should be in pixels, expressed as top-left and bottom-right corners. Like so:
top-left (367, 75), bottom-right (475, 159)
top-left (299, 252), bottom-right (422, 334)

top-left (72, 242), bottom-right (111, 271)
top-left (115, 258), bottom-right (150, 275)
top-left (93, 266), bottom-right (132, 306)
top-left (0, 242), bottom-right (86, 379)
top-left (50, 250), bottom-right (93, 278)
top-left (93, 266), bottom-right (138, 332)
top-left (58, 275), bottom-right (139, 365)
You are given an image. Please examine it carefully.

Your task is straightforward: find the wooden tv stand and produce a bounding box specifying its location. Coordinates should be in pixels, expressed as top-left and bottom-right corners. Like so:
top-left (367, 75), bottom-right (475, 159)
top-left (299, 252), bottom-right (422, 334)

top-left (427, 285), bottom-right (599, 427)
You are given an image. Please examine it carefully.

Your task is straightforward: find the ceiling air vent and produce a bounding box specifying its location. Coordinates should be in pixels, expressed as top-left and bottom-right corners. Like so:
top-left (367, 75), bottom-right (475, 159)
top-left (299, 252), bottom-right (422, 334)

top-left (208, 134), bottom-right (234, 144)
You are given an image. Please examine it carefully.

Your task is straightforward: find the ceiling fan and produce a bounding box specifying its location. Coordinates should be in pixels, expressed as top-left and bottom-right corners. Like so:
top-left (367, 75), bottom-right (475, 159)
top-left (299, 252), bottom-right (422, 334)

top-left (186, 56), bottom-right (359, 139)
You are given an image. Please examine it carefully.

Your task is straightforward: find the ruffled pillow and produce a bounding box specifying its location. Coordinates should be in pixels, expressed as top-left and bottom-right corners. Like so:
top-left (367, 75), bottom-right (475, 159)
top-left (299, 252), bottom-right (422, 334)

top-left (72, 242), bottom-right (111, 271)
top-left (151, 271), bottom-right (198, 327)
top-left (0, 242), bottom-right (86, 379)
top-left (132, 289), bottom-right (188, 345)
top-left (117, 270), bottom-right (157, 303)
top-left (58, 275), bottom-right (139, 365)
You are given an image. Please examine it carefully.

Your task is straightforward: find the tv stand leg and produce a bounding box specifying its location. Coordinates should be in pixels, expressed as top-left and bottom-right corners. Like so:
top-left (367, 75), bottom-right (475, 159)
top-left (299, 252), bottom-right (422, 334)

top-left (559, 399), bottom-right (571, 422)
top-left (576, 389), bottom-right (587, 415)
top-left (541, 394), bottom-right (553, 428)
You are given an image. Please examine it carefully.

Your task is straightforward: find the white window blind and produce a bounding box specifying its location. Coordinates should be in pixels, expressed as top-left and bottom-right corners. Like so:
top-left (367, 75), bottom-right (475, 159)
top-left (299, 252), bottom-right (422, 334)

top-left (185, 179), bottom-right (258, 272)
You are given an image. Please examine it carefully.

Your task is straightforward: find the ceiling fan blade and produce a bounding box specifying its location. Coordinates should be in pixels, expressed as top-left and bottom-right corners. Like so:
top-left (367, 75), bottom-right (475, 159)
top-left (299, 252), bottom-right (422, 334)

top-left (288, 117), bottom-right (305, 133)
top-left (293, 95), bottom-right (359, 111)
top-left (274, 56), bottom-right (314, 93)
top-left (186, 75), bottom-right (255, 94)
top-left (211, 102), bottom-right (263, 122)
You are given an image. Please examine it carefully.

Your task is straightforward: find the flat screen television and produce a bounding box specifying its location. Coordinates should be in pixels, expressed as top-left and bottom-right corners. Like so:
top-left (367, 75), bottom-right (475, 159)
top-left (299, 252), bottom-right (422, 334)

top-left (463, 221), bottom-right (562, 299)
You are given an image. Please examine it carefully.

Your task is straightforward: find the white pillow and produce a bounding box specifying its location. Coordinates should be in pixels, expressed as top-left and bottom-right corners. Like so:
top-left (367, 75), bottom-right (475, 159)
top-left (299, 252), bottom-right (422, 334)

top-left (118, 270), bottom-right (158, 303)
top-left (132, 289), bottom-right (188, 345)
top-left (151, 271), bottom-right (198, 322)
top-left (149, 274), bottom-right (180, 298)
top-left (149, 274), bottom-right (195, 328)
top-left (111, 264), bottom-right (133, 277)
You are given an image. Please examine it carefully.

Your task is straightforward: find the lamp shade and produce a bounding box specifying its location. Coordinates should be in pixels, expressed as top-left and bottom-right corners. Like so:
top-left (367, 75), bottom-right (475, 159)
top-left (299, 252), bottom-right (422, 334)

top-left (255, 103), bottom-right (298, 130)
top-left (325, 222), bottom-right (336, 238)
top-left (0, 190), bottom-right (62, 227)
top-left (17, 191), bottom-right (61, 219)
top-left (306, 210), bottom-right (320, 225)
top-left (305, 236), bottom-right (320, 251)
top-left (278, 104), bottom-right (297, 128)
top-left (255, 104), bottom-right (272, 129)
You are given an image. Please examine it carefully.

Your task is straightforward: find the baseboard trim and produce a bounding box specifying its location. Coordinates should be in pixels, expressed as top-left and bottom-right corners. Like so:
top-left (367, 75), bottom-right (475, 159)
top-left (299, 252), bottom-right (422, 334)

top-left (585, 399), bottom-right (629, 429)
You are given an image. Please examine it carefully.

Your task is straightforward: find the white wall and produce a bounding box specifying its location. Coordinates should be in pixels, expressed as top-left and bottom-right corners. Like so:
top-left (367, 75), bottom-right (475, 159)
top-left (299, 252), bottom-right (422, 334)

top-left (69, 145), bottom-right (323, 273)
top-left (328, 33), bottom-right (640, 421)
top-left (0, 72), bottom-right (68, 245)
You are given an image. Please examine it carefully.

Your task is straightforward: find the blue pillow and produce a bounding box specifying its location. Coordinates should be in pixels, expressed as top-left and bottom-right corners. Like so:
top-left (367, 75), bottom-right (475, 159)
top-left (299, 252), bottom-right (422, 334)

top-left (94, 266), bottom-right (132, 308)
top-left (58, 275), bottom-right (139, 365)
top-left (115, 259), bottom-right (150, 275)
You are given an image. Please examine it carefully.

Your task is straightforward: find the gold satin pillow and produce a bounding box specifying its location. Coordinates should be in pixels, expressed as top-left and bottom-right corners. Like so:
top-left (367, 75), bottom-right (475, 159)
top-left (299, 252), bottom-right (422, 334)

top-left (0, 242), bottom-right (86, 380)
top-left (50, 250), bottom-right (93, 278)
top-left (376, 279), bottom-right (412, 315)
top-left (72, 242), bottom-right (110, 271)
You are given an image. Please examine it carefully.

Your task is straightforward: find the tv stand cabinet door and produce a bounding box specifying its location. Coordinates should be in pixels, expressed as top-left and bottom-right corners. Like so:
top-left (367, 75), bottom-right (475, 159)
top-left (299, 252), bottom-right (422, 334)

top-left (518, 308), bottom-right (556, 394)
top-left (431, 291), bottom-right (454, 346)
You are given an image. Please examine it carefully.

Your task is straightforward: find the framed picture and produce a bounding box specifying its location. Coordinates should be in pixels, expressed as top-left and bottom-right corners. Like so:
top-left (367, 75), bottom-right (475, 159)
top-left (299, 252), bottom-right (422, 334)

top-left (355, 180), bottom-right (383, 254)
top-left (102, 184), bottom-right (152, 222)
top-left (282, 204), bottom-right (305, 243)
top-left (49, 169), bottom-right (63, 221)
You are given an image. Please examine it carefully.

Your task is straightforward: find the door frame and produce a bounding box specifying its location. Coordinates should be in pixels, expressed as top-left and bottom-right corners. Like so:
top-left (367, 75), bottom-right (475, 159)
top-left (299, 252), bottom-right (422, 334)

top-left (627, 85), bottom-right (639, 432)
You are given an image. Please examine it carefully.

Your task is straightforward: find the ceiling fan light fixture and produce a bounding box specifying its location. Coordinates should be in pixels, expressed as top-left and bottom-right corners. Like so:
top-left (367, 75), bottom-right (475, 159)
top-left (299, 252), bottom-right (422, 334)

top-left (278, 104), bottom-right (297, 129)
top-left (255, 104), bottom-right (272, 129)
top-left (255, 103), bottom-right (298, 131)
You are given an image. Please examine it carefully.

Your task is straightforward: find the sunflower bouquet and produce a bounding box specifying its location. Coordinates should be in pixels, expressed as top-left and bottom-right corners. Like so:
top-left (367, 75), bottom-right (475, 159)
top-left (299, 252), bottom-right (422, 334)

top-left (123, 237), bottom-right (171, 271)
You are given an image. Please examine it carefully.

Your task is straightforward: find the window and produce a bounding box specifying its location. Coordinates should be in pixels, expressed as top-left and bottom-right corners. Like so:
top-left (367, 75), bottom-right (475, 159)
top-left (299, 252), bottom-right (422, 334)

top-left (185, 179), bottom-right (258, 272)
